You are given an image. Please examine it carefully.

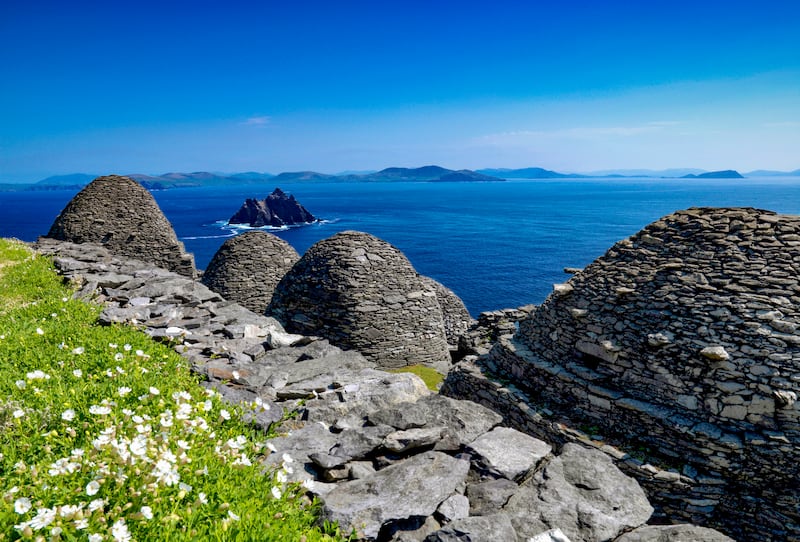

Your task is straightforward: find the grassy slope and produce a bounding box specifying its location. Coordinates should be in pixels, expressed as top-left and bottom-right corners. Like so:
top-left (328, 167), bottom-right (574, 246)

top-left (0, 239), bottom-right (350, 541)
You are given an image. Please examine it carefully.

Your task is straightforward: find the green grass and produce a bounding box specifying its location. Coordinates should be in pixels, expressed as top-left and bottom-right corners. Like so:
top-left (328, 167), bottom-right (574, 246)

top-left (0, 239), bottom-right (351, 541)
top-left (389, 365), bottom-right (445, 391)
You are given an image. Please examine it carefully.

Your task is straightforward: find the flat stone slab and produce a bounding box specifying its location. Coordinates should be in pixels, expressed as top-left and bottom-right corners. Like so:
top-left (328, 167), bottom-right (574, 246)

top-left (424, 513), bottom-right (517, 542)
top-left (614, 524), bottom-right (735, 542)
top-left (467, 426), bottom-right (551, 480)
top-left (504, 443), bottom-right (653, 542)
top-left (322, 451), bottom-right (470, 540)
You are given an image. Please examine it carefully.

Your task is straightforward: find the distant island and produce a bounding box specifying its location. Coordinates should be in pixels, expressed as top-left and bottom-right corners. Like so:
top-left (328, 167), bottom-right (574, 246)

top-left (681, 170), bottom-right (744, 179)
top-left (7, 166), bottom-right (800, 193)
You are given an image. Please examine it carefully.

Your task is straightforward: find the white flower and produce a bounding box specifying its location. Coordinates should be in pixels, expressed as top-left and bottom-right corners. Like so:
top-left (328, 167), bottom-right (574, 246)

top-left (26, 370), bottom-right (49, 380)
top-left (266, 442), bottom-right (277, 453)
top-left (172, 390), bottom-right (192, 403)
top-left (232, 370), bottom-right (241, 380)
top-left (109, 342), bottom-right (118, 349)
top-left (59, 504), bottom-right (81, 518)
top-left (114, 353), bottom-right (124, 361)
top-left (130, 435), bottom-right (148, 456)
top-left (282, 453), bottom-right (294, 464)
top-left (117, 386), bottom-right (131, 397)
top-left (149, 386), bottom-right (160, 396)
top-left (111, 518), bottom-right (131, 542)
top-left (88, 533), bottom-right (103, 542)
top-left (14, 497), bottom-right (31, 514)
top-left (123, 344), bottom-right (131, 351)
top-left (28, 507), bottom-right (56, 530)
top-left (276, 470), bottom-right (287, 483)
top-left (62, 409), bottom-right (76, 422)
top-left (89, 405), bottom-right (112, 416)
top-left (35, 327), bottom-right (44, 335)
top-left (72, 346), bottom-right (85, 355)
top-left (12, 409), bottom-right (24, 419)
top-left (15, 380), bottom-right (25, 389)
top-left (219, 409), bottom-right (230, 421)
top-left (153, 459), bottom-right (180, 486)
top-left (72, 369), bottom-right (83, 378)
top-left (176, 439), bottom-right (190, 451)
top-left (198, 492), bottom-right (208, 504)
top-left (86, 480), bottom-right (101, 496)
top-left (271, 486), bottom-right (282, 499)
top-left (74, 518), bottom-right (89, 529)
top-left (140, 505), bottom-right (153, 520)
top-left (87, 499), bottom-right (105, 512)
top-left (51, 526), bottom-right (63, 536)
top-left (228, 510), bottom-right (240, 521)
top-left (202, 400), bottom-right (213, 412)
top-left (302, 478), bottom-right (316, 490)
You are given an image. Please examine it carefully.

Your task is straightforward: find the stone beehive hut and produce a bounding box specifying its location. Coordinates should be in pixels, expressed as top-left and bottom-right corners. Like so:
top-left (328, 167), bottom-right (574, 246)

top-left (267, 231), bottom-right (452, 372)
top-left (46, 175), bottom-right (196, 277)
top-left (201, 231), bottom-right (299, 313)
top-left (505, 207), bottom-right (800, 539)
top-left (420, 276), bottom-right (474, 350)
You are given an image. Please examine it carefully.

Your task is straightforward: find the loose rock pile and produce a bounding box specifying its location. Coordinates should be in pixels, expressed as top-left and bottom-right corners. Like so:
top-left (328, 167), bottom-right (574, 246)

top-left (268, 231), bottom-right (452, 373)
top-left (45, 175), bottom-right (196, 277)
top-left (201, 230), bottom-right (299, 313)
top-left (444, 207), bottom-right (800, 541)
top-left (33, 238), bottom-right (733, 542)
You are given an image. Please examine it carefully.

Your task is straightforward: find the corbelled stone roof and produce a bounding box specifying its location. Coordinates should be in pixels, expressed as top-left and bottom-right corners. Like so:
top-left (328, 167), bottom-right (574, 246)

top-left (201, 231), bottom-right (299, 313)
top-left (512, 207), bottom-right (800, 539)
top-left (420, 276), bottom-right (474, 350)
top-left (46, 175), bottom-right (195, 277)
top-left (267, 231), bottom-right (451, 372)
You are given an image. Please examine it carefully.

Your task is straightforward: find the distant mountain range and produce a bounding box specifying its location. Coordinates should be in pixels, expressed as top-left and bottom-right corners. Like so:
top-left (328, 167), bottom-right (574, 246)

top-left (6, 166), bottom-right (799, 192)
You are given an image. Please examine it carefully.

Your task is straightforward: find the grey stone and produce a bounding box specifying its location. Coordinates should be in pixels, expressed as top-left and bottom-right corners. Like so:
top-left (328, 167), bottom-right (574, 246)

top-left (384, 427), bottom-right (446, 453)
top-left (423, 514), bottom-right (517, 542)
top-left (321, 451), bottom-right (470, 540)
top-left (466, 478), bottom-right (519, 516)
top-left (613, 524), bottom-right (735, 542)
top-left (467, 426), bottom-right (551, 480)
top-left (504, 443), bottom-right (653, 542)
top-left (436, 494), bottom-right (470, 523)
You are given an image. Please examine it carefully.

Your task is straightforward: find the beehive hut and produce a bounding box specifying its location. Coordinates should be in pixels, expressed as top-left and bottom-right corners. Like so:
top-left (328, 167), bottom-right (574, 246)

top-left (502, 207), bottom-right (800, 540)
top-left (201, 231), bottom-right (299, 313)
top-left (420, 276), bottom-right (474, 351)
top-left (267, 231), bottom-right (451, 372)
top-left (46, 175), bottom-right (195, 277)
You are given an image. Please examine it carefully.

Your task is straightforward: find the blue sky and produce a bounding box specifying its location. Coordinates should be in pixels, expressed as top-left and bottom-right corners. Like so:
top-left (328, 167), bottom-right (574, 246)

top-left (1, 0), bottom-right (799, 181)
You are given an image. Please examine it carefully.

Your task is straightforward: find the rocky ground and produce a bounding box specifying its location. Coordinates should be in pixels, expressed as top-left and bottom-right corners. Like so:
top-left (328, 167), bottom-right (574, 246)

top-left (33, 238), bottom-right (734, 542)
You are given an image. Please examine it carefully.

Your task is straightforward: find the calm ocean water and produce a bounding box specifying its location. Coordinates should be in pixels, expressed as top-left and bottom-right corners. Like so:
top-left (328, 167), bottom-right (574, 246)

top-left (2, 177), bottom-right (799, 315)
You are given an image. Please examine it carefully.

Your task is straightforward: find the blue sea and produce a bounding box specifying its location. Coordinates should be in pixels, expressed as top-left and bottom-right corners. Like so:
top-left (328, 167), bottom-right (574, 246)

top-left (2, 177), bottom-right (800, 315)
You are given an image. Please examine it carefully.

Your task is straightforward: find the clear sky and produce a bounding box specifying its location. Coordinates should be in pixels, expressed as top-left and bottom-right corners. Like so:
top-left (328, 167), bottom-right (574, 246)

top-left (1, 0), bottom-right (799, 181)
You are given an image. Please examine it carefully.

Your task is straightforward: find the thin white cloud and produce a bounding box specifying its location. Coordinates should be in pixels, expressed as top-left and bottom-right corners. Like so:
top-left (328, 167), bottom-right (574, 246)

top-left (241, 116), bottom-right (271, 126)
top-left (476, 123), bottom-right (669, 145)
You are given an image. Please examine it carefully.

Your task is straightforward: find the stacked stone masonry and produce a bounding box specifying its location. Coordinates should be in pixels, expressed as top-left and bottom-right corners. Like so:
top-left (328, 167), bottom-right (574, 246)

top-left (419, 276), bottom-right (475, 351)
top-left (201, 230), bottom-right (299, 314)
top-left (267, 231), bottom-right (452, 373)
top-left (32, 238), bottom-right (734, 542)
top-left (445, 207), bottom-right (800, 542)
top-left (46, 175), bottom-right (196, 277)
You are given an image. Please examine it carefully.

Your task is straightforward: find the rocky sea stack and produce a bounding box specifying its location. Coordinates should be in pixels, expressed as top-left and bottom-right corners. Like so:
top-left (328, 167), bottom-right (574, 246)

top-left (45, 174), bottom-right (196, 277)
top-left (201, 231), bottom-right (300, 313)
top-left (228, 187), bottom-right (317, 227)
top-left (267, 231), bottom-right (452, 373)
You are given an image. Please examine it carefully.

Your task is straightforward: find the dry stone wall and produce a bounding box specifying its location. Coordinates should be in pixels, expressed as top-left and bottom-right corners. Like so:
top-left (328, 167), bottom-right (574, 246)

top-left (446, 207), bottom-right (800, 541)
top-left (267, 231), bottom-right (452, 373)
top-left (201, 231), bottom-right (299, 313)
top-left (46, 175), bottom-right (196, 277)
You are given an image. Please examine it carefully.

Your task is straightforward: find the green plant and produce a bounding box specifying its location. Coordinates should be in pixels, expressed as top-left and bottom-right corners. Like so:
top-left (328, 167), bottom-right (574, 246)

top-left (388, 365), bottom-right (445, 391)
top-left (0, 239), bottom-right (347, 541)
